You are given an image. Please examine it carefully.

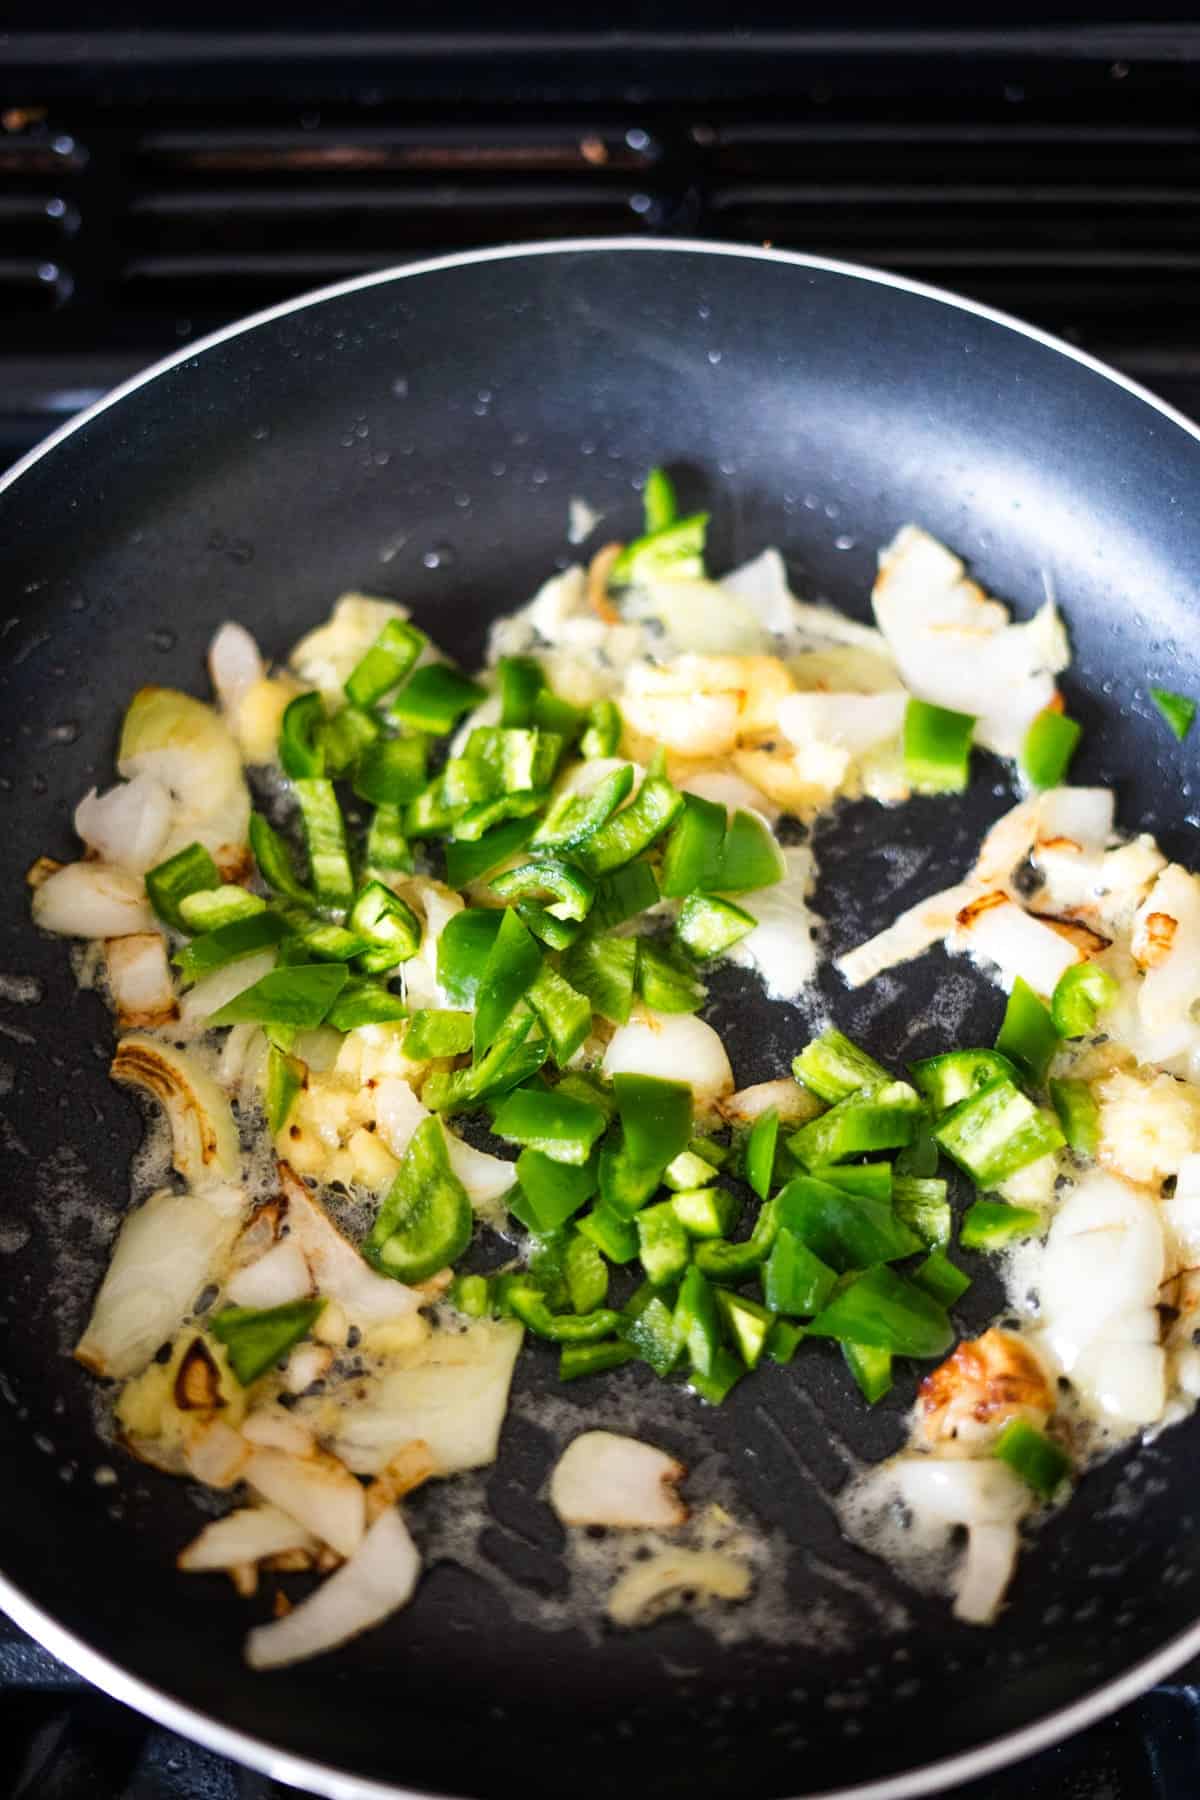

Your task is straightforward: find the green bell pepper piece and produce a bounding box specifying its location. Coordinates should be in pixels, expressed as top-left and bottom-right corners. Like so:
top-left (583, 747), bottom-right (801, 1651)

top-left (145, 841), bottom-right (221, 932)
top-left (636, 1201), bottom-right (692, 1287)
top-left (278, 691), bottom-right (326, 779)
top-left (211, 1298), bottom-right (326, 1385)
top-left (492, 1088), bottom-right (607, 1166)
top-left (1050, 960), bottom-right (1120, 1040)
top-left (935, 1077), bottom-right (1064, 1187)
top-left (559, 1339), bottom-right (636, 1380)
top-left (365, 1115), bottom-right (473, 1282)
top-left (762, 1227), bottom-right (837, 1316)
top-left (793, 1028), bottom-right (890, 1103)
top-left (807, 1265), bottom-right (953, 1358)
top-left (903, 697), bottom-right (975, 793)
top-left (775, 1173), bottom-right (921, 1272)
top-left (1049, 1075), bottom-right (1099, 1159)
top-left (960, 1199), bottom-right (1042, 1251)
top-left (1021, 707), bottom-right (1081, 790)
top-left (995, 975), bottom-right (1059, 1084)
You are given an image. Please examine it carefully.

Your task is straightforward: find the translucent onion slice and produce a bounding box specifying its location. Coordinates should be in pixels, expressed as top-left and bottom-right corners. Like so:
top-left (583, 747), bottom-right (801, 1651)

top-left (178, 1504), bottom-right (316, 1573)
top-left (319, 1318), bottom-right (523, 1476)
top-left (74, 773), bottom-right (172, 873)
top-left (278, 1162), bottom-right (422, 1327)
top-left (74, 1185), bottom-right (242, 1379)
top-left (32, 862), bottom-right (155, 939)
top-left (111, 1034), bottom-right (241, 1186)
top-left (836, 883), bottom-right (976, 990)
top-left (244, 1443), bottom-right (366, 1559)
top-left (550, 1431), bottom-right (687, 1529)
top-left (244, 1504), bottom-right (420, 1670)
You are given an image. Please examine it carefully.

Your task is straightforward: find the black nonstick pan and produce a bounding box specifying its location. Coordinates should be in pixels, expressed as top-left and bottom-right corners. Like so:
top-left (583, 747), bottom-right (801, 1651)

top-left (2, 240), bottom-right (1200, 1800)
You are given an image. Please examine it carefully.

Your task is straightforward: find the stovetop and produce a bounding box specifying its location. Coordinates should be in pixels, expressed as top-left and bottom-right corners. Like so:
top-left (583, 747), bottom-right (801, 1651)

top-left (6, 16), bottom-right (1200, 1799)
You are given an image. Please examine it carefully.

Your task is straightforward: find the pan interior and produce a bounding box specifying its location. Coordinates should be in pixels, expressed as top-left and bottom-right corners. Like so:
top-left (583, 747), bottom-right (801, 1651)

top-left (2, 244), bottom-right (1200, 1800)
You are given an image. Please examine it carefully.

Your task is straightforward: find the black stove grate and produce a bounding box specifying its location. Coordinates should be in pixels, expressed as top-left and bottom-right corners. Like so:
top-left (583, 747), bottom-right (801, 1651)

top-left (5, 25), bottom-right (1200, 458)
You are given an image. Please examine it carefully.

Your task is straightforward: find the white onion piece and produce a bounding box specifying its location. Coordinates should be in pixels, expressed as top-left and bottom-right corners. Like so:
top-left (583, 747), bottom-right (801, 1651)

top-left (625, 579), bottom-right (765, 657)
top-left (374, 1076), bottom-right (427, 1160)
top-left (176, 949), bottom-right (277, 1038)
top-left (32, 862), bottom-right (154, 939)
top-left (893, 1457), bottom-right (1028, 1528)
top-left (872, 525), bottom-right (1068, 759)
top-left (75, 1185), bottom-right (241, 1379)
top-left (550, 1431), bottom-right (687, 1529)
top-left (836, 883), bottom-right (976, 989)
top-left (242, 1408), bottom-right (317, 1456)
top-left (245, 1504), bottom-right (420, 1671)
top-left (951, 895), bottom-right (1080, 996)
top-left (776, 690), bottom-right (906, 755)
top-left (179, 1504), bottom-right (316, 1572)
top-left (726, 844), bottom-right (817, 1001)
top-left (217, 1022), bottom-right (264, 1090)
top-left (225, 1240), bottom-right (313, 1310)
top-left (284, 1342), bottom-right (334, 1394)
top-left (397, 878), bottom-right (459, 1009)
top-left (208, 622), bottom-right (265, 715)
top-left (607, 1549), bottom-right (752, 1628)
top-left (1071, 1342), bottom-right (1166, 1428)
top-left (953, 1522), bottom-right (1021, 1627)
top-left (1037, 1171), bottom-right (1165, 1425)
top-left (1136, 866), bottom-right (1200, 1049)
top-left (117, 686), bottom-right (250, 867)
top-left (622, 688), bottom-right (741, 759)
top-left (1036, 786), bottom-right (1114, 850)
top-left (718, 1078), bottom-right (824, 1127)
top-left (603, 1009), bottom-right (732, 1109)
top-left (104, 933), bottom-right (177, 1028)
top-left (244, 1445), bottom-right (365, 1559)
top-left (74, 774), bottom-right (172, 873)
top-left (444, 1133), bottom-right (517, 1215)
top-left (1164, 1153), bottom-right (1200, 1274)
top-left (110, 1034), bottom-right (241, 1186)
top-left (278, 1163), bottom-right (421, 1327)
top-left (720, 547), bottom-right (797, 637)
top-left (321, 1318), bottom-right (523, 1476)
top-left (180, 1416), bottom-right (250, 1489)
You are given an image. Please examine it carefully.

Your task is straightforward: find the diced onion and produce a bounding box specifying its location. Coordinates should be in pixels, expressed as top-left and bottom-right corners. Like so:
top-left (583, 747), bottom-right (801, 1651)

top-left (244, 1504), bottom-right (419, 1670)
top-left (74, 774), bottom-right (172, 874)
top-left (289, 593), bottom-right (410, 697)
top-left (104, 933), bottom-right (177, 1028)
top-left (225, 1239), bottom-right (313, 1310)
top-left (603, 1009), bottom-right (733, 1109)
top-left (550, 1431), bottom-right (687, 1529)
top-left (32, 862), bottom-right (154, 939)
top-left (1036, 786), bottom-right (1114, 851)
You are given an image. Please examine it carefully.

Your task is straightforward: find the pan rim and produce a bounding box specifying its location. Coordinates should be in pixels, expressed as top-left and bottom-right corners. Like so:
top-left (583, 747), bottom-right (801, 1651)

top-left (3, 233), bottom-right (1200, 1800)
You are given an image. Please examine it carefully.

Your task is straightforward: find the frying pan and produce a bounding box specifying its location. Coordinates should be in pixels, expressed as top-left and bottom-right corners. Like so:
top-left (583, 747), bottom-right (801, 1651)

top-left (2, 239), bottom-right (1200, 1800)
